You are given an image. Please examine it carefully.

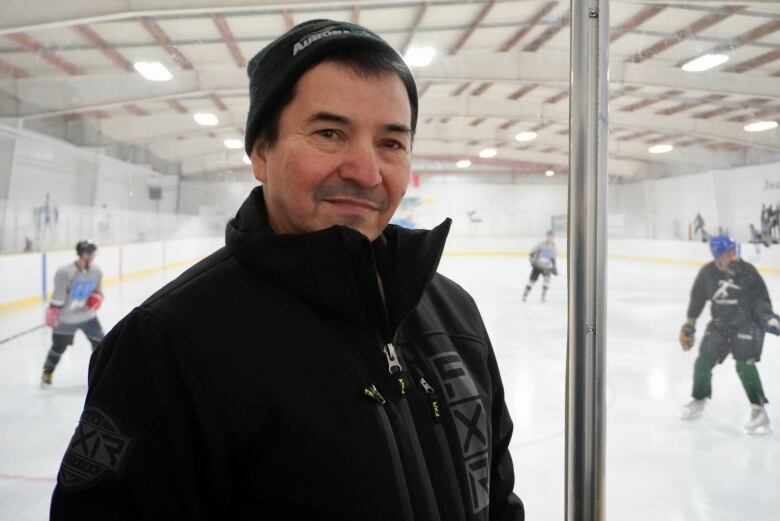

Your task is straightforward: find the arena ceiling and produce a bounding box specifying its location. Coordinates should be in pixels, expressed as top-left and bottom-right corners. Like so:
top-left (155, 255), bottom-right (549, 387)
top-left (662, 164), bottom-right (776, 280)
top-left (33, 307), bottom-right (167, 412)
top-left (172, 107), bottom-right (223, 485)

top-left (0, 0), bottom-right (779, 181)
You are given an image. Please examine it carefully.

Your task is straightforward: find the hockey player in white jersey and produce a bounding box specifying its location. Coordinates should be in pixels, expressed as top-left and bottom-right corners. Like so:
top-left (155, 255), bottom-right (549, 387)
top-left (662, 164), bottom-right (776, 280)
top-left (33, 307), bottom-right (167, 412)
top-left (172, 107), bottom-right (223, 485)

top-left (522, 230), bottom-right (558, 302)
top-left (41, 240), bottom-right (105, 387)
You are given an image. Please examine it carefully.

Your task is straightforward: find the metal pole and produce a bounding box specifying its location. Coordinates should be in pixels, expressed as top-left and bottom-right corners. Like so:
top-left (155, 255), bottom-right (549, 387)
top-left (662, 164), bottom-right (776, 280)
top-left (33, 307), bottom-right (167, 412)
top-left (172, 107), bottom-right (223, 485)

top-left (566, 0), bottom-right (608, 518)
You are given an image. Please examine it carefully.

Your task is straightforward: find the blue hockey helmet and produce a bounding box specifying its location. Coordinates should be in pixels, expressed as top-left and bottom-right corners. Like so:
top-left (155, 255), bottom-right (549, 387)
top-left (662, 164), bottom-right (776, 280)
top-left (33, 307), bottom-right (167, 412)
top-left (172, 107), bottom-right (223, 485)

top-left (709, 235), bottom-right (736, 260)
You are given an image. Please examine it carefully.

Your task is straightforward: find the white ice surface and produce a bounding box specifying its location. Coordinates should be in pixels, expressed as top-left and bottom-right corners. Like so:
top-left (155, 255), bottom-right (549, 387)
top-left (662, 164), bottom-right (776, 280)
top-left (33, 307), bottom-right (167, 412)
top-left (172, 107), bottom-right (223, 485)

top-left (1, 252), bottom-right (778, 520)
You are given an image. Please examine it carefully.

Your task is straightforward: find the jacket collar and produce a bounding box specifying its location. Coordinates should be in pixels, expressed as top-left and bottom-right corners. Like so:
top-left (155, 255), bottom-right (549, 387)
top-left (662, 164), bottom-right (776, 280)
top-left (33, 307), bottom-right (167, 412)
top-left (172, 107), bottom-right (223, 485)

top-left (225, 186), bottom-right (451, 333)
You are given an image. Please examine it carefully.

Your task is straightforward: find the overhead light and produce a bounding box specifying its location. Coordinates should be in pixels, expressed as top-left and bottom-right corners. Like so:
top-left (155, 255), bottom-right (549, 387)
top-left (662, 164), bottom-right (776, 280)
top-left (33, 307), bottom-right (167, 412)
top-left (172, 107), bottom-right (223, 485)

top-left (133, 61), bottom-right (172, 81)
top-left (515, 131), bottom-right (537, 142)
top-left (479, 147), bottom-right (497, 158)
top-left (404, 46), bottom-right (436, 67)
top-left (681, 54), bottom-right (729, 72)
top-left (456, 159), bottom-right (471, 168)
top-left (193, 113), bottom-right (219, 126)
top-left (648, 144), bottom-right (673, 154)
top-left (744, 120), bottom-right (778, 133)
top-left (224, 138), bottom-right (243, 149)
top-left (242, 155), bottom-right (251, 165)
top-left (545, 169), bottom-right (555, 177)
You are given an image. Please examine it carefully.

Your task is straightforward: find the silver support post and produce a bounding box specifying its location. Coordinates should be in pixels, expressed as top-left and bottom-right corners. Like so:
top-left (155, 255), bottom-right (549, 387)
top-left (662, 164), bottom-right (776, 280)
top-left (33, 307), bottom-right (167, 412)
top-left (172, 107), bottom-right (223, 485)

top-left (566, 0), bottom-right (608, 519)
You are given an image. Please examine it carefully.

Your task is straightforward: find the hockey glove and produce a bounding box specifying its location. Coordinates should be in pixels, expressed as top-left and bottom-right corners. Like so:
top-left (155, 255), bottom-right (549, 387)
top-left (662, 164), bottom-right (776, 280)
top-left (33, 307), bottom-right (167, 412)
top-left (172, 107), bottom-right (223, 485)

top-left (766, 314), bottom-right (780, 336)
top-left (86, 290), bottom-right (103, 311)
top-left (679, 324), bottom-right (695, 351)
top-left (45, 306), bottom-right (61, 328)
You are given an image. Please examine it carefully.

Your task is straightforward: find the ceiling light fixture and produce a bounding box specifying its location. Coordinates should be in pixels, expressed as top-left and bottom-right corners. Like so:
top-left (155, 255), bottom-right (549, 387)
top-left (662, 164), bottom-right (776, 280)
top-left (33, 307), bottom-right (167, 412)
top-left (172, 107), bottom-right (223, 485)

top-left (515, 131), bottom-right (537, 142)
top-left (133, 61), bottom-right (172, 82)
top-left (648, 144), bottom-right (673, 154)
top-left (193, 113), bottom-right (219, 126)
top-left (479, 148), bottom-right (497, 158)
top-left (545, 169), bottom-right (555, 177)
top-left (224, 138), bottom-right (243, 149)
top-left (681, 54), bottom-right (729, 72)
top-left (456, 159), bottom-right (472, 168)
top-left (744, 120), bottom-right (778, 133)
top-left (403, 46), bottom-right (436, 67)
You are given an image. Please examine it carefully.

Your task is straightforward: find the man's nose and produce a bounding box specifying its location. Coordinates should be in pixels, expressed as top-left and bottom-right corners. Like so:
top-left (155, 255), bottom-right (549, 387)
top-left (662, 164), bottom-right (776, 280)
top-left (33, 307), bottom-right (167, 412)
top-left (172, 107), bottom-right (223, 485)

top-left (339, 140), bottom-right (382, 187)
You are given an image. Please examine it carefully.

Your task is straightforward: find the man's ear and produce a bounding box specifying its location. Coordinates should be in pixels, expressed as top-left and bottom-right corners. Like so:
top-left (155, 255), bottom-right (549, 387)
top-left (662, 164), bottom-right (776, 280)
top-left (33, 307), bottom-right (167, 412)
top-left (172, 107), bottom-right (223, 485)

top-left (250, 140), bottom-right (269, 183)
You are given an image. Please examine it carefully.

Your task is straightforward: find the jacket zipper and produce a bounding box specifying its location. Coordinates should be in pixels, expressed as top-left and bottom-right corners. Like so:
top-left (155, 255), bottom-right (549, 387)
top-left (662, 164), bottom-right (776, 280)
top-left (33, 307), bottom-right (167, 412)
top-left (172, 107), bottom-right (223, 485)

top-left (380, 341), bottom-right (443, 521)
top-left (363, 385), bottom-right (415, 521)
top-left (413, 367), bottom-right (469, 521)
top-left (368, 246), bottom-right (441, 520)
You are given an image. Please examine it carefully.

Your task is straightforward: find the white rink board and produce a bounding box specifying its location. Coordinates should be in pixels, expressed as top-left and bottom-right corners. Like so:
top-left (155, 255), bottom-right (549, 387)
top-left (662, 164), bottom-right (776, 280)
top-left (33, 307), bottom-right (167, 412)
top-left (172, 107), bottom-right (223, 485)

top-left (0, 253), bottom-right (42, 306)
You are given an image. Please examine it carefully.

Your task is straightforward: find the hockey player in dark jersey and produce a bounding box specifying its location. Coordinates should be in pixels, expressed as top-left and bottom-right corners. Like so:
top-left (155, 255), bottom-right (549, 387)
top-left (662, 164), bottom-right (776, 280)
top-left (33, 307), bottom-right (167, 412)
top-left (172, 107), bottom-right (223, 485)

top-left (41, 240), bottom-right (105, 387)
top-left (679, 235), bottom-right (780, 433)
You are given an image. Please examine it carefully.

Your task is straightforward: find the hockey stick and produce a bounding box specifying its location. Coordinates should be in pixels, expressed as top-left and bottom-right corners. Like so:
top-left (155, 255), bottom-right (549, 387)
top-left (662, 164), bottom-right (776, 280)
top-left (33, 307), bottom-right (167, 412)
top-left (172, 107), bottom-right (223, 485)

top-left (0, 324), bottom-right (46, 346)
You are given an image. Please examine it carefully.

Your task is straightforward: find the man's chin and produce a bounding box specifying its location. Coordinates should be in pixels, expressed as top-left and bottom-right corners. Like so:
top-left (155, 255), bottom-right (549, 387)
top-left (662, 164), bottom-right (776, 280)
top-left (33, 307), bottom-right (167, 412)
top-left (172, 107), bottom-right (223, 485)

top-left (328, 216), bottom-right (383, 241)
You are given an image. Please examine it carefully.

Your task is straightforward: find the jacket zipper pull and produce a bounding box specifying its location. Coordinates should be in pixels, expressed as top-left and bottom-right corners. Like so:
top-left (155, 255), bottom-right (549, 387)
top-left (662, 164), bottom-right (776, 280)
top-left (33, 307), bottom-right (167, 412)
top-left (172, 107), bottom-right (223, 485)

top-left (383, 342), bottom-right (407, 396)
top-left (383, 342), bottom-right (402, 375)
top-left (419, 376), bottom-right (443, 423)
top-left (363, 384), bottom-right (386, 405)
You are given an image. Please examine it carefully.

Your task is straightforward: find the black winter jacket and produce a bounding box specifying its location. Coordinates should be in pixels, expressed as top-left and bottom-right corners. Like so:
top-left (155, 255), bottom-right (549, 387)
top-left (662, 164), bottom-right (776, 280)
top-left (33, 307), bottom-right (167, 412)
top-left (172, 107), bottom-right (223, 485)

top-left (51, 187), bottom-right (525, 521)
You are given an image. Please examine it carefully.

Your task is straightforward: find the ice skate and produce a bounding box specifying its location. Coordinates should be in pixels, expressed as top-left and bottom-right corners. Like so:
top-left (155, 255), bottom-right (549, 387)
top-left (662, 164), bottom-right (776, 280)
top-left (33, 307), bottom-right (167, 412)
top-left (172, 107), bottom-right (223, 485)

top-left (745, 404), bottom-right (771, 435)
top-left (681, 398), bottom-right (706, 420)
top-left (41, 370), bottom-right (53, 388)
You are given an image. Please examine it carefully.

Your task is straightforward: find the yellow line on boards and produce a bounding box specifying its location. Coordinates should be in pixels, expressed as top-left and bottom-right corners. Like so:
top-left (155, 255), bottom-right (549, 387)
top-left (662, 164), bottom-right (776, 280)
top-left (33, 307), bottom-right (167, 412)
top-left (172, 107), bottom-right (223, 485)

top-left (443, 250), bottom-right (780, 275)
top-left (444, 251), bottom-right (531, 257)
top-left (0, 256), bottom-right (205, 314)
top-left (2, 250), bottom-right (778, 315)
top-left (0, 295), bottom-right (43, 314)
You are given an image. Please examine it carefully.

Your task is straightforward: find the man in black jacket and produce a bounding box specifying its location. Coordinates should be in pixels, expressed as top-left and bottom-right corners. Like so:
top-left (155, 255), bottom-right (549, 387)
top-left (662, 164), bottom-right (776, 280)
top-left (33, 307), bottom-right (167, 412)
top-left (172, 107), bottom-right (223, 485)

top-left (51, 19), bottom-right (525, 520)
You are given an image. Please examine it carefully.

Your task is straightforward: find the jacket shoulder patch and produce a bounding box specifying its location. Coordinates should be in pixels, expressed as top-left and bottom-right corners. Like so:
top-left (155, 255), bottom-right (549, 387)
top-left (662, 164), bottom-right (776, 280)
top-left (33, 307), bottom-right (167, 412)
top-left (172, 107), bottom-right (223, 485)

top-left (58, 406), bottom-right (134, 490)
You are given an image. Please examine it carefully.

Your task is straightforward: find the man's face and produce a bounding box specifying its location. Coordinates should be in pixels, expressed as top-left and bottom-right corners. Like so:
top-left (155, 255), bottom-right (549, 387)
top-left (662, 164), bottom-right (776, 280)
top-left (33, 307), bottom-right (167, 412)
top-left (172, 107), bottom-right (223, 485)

top-left (250, 61), bottom-right (413, 241)
top-left (716, 249), bottom-right (737, 271)
top-left (80, 251), bottom-right (96, 266)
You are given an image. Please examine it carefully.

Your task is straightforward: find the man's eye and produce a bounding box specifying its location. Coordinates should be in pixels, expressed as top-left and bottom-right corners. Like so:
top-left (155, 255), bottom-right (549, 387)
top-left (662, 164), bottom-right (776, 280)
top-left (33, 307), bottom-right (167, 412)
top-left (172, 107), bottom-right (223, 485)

top-left (316, 129), bottom-right (338, 139)
top-left (382, 139), bottom-right (406, 151)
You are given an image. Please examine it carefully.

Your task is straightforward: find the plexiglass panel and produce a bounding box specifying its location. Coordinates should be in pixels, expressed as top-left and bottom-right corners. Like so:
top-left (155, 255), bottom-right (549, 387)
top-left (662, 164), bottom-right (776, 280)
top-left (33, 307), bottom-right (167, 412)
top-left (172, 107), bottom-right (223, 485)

top-left (607, 3), bottom-right (780, 520)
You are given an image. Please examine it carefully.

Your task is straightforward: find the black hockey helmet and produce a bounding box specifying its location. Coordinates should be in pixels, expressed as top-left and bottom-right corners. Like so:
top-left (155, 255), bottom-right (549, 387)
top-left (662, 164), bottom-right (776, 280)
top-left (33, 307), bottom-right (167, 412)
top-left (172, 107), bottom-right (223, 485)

top-left (76, 240), bottom-right (97, 256)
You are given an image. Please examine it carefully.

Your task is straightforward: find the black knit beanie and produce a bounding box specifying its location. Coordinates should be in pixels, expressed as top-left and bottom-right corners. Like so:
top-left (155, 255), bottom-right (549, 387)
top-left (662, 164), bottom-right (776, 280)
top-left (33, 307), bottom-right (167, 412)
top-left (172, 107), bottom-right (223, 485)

top-left (244, 19), bottom-right (418, 156)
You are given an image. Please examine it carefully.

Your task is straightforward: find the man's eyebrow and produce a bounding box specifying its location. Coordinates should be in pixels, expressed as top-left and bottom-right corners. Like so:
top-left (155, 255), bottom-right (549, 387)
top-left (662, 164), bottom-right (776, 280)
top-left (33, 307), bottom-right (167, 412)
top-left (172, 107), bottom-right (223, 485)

top-left (385, 123), bottom-right (412, 135)
top-left (306, 112), bottom-right (412, 135)
top-left (306, 112), bottom-right (349, 126)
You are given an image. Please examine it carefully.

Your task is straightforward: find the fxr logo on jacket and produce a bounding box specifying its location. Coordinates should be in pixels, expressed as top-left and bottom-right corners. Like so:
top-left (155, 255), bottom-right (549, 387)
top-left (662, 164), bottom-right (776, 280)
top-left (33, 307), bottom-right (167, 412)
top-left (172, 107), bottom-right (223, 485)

top-left (429, 352), bottom-right (490, 514)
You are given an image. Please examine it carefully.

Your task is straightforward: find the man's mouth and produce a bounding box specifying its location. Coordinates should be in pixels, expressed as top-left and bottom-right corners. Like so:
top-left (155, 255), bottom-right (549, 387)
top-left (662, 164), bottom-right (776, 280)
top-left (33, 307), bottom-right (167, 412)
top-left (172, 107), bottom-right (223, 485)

top-left (324, 197), bottom-right (380, 212)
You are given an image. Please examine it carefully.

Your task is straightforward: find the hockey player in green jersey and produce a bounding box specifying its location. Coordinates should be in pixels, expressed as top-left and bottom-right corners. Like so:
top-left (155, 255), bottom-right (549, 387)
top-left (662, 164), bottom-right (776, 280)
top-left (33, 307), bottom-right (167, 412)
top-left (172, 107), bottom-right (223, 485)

top-left (679, 235), bottom-right (780, 433)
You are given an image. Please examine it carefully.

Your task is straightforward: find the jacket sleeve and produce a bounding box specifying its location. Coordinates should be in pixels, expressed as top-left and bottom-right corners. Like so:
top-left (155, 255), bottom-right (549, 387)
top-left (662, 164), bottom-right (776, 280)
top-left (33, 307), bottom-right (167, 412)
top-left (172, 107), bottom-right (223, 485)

top-left (486, 341), bottom-right (525, 521)
top-left (686, 266), bottom-right (708, 320)
top-left (95, 266), bottom-right (103, 293)
top-left (747, 265), bottom-right (774, 323)
top-left (50, 308), bottom-right (232, 521)
top-left (50, 267), bottom-right (69, 307)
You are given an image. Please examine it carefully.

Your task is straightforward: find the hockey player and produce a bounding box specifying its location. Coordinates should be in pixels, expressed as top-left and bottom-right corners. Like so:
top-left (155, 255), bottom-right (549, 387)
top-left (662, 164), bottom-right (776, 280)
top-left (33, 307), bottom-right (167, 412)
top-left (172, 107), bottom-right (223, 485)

top-left (41, 240), bottom-right (105, 387)
top-left (679, 235), bottom-right (780, 433)
top-left (522, 230), bottom-right (558, 302)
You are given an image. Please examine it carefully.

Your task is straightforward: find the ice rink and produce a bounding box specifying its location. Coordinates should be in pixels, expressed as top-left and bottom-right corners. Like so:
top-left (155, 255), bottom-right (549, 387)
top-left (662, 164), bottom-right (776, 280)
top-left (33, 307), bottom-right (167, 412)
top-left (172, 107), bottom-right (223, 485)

top-left (1, 245), bottom-right (778, 521)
